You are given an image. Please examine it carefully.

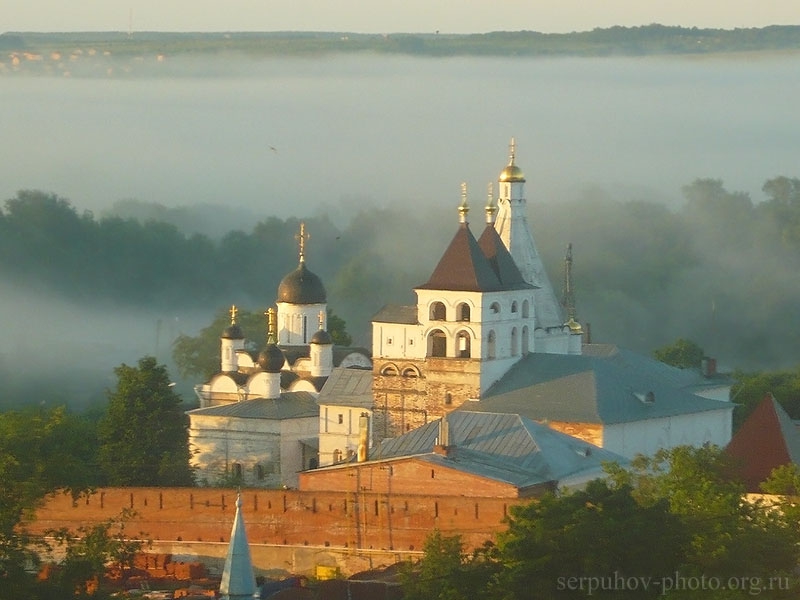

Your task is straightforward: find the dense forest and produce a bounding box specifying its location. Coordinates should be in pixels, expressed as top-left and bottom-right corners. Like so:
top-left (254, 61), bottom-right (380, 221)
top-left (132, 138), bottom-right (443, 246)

top-left (1, 177), bottom-right (800, 410)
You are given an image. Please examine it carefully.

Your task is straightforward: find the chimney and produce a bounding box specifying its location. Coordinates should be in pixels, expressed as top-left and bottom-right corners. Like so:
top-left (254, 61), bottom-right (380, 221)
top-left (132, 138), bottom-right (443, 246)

top-left (433, 414), bottom-right (451, 456)
top-left (701, 357), bottom-right (717, 378)
top-left (357, 413), bottom-right (369, 463)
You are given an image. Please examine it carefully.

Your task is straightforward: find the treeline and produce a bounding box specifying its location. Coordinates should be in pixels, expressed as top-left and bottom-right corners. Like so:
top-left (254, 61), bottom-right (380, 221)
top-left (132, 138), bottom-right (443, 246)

top-left (2, 177), bottom-right (800, 373)
top-left (3, 24), bottom-right (800, 62)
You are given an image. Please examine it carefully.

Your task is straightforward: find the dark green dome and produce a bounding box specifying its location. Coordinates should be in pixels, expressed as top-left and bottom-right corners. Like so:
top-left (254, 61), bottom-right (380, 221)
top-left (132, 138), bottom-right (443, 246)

top-left (258, 343), bottom-right (285, 373)
top-left (277, 262), bottom-right (327, 304)
top-left (222, 323), bottom-right (244, 339)
top-left (310, 329), bottom-right (333, 345)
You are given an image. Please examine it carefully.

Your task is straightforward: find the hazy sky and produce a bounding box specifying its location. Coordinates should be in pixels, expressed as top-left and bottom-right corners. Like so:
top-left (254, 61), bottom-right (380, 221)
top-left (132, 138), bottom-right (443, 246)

top-left (3, 1), bottom-right (800, 34)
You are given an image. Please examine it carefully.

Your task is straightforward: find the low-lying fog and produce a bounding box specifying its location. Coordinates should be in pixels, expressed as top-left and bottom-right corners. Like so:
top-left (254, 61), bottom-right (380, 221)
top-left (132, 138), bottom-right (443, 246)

top-left (2, 53), bottom-right (800, 410)
top-left (2, 54), bottom-right (799, 217)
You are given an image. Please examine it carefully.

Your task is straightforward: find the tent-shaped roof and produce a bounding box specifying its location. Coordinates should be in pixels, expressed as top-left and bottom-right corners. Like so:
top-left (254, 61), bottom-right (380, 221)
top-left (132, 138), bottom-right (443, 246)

top-left (416, 223), bottom-right (505, 292)
top-left (726, 394), bottom-right (800, 492)
top-left (476, 223), bottom-right (533, 289)
top-left (219, 494), bottom-right (257, 600)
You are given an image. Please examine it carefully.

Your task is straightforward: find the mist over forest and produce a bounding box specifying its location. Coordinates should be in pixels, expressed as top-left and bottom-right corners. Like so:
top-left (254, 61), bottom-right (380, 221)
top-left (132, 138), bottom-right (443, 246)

top-left (2, 49), bottom-right (800, 411)
top-left (2, 174), bottom-right (800, 412)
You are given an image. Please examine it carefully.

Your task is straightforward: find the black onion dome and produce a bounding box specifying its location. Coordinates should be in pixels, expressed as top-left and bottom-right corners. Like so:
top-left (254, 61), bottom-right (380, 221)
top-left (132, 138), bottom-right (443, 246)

top-left (258, 344), bottom-right (285, 373)
top-left (310, 329), bottom-right (333, 345)
top-left (222, 323), bottom-right (244, 339)
top-left (277, 262), bottom-right (327, 304)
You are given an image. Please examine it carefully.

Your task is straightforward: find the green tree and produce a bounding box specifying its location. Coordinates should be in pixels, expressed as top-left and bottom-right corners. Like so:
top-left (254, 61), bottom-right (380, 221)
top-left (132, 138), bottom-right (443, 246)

top-left (606, 446), bottom-right (800, 587)
top-left (400, 531), bottom-right (498, 600)
top-left (47, 508), bottom-right (150, 595)
top-left (0, 407), bottom-right (98, 598)
top-left (98, 356), bottom-right (194, 486)
top-left (491, 479), bottom-right (686, 600)
top-left (652, 338), bottom-right (705, 369)
top-left (729, 368), bottom-right (800, 428)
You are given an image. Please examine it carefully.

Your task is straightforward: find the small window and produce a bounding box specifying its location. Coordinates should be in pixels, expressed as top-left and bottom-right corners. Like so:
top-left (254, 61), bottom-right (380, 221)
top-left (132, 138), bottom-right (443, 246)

top-left (511, 301), bottom-right (518, 313)
top-left (409, 339), bottom-right (414, 346)
top-left (490, 302), bottom-right (500, 314)
top-left (386, 337), bottom-right (393, 345)
top-left (445, 392), bottom-right (452, 405)
top-left (232, 463), bottom-right (243, 479)
top-left (338, 414), bottom-right (344, 425)
top-left (255, 464), bottom-right (265, 480)
top-left (430, 302), bottom-right (446, 321)
top-left (333, 449), bottom-right (342, 463)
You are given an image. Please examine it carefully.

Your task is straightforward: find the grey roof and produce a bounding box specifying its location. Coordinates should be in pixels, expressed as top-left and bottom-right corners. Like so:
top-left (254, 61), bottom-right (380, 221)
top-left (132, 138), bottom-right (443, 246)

top-left (317, 367), bottom-right (374, 409)
top-left (474, 345), bottom-right (733, 425)
top-left (187, 393), bottom-right (318, 420)
top-left (372, 304), bottom-right (418, 325)
top-left (219, 494), bottom-right (257, 600)
top-left (477, 223), bottom-right (534, 289)
top-left (369, 411), bottom-right (624, 490)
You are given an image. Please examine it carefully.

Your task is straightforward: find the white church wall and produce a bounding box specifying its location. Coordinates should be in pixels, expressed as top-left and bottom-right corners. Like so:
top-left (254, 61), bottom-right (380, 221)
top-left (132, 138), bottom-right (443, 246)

top-left (603, 409), bottom-right (732, 459)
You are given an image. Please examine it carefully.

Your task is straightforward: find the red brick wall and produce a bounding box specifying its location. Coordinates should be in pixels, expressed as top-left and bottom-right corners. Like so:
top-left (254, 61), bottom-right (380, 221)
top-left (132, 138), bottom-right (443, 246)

top-left (29, 488), bottom-right (526, 554)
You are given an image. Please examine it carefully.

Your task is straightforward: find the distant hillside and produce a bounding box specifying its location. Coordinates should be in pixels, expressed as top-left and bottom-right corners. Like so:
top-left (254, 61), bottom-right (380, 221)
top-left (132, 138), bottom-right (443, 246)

top-left (3, 24), bottom-right (800, 60)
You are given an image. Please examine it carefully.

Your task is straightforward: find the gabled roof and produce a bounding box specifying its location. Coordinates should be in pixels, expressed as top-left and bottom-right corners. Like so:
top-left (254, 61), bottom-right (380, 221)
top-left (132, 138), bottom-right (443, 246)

top-left (370, 411), bottom-right (625, 490)
top-left (219, 494), bottom-right (257, 600)
top-left (317, 367), bottom-right (374, 409)
top-left (477, 224), bottom-right (534, 290)
top-left (726, 394), bottom-right (800, 492)
top-left (472, 345), bottom-right (732, 425)
top-left (416, 223), bottom-right (504, 292)
top-left (187, 393), bottom-right (318, 420)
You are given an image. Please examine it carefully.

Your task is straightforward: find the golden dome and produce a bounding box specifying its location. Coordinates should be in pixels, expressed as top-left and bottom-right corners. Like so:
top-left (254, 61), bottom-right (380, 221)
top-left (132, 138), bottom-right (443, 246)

top-left (499, 163), bottom-right (525, 183)
top-left (565, 317), bottom-right (583, 334)
top-left (499, 137), bottom-right (526, 182)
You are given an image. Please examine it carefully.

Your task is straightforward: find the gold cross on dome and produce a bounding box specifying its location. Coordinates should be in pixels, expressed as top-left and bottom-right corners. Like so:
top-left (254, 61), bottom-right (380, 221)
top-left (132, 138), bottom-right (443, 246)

top-left (295, 222), bottom-right (310, 262)
top-left (229, 304), bottom-right (238, 325)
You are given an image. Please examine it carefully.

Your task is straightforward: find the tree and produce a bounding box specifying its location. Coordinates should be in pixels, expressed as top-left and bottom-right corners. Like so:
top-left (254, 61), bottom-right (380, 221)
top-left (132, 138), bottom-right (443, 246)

top-left (729, 368), bottom-right (800, 428)
top-left (652, 338), bottom-right (705, 369)
top-left (98, 356), bottom-right (194, 486)
top-left (400, 531), bottom-right (498, 600)
top-left (606, 446), bottom-right (800, 586)
top-left (491, 479), bottom-right (686, 600)
top-left (0, 407), bottom-right (99, 598)
top-left (47, 508), bottom-right (150, 596)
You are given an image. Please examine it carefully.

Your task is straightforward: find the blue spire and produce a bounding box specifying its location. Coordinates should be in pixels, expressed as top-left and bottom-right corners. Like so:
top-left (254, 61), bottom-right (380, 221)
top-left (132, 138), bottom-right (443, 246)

top-left (219, 493), bottom-right (257, 600)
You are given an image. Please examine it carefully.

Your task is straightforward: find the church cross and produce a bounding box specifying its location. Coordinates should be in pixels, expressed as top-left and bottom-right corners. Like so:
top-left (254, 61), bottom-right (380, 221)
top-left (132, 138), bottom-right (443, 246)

top-left (229, 304), bottom-right (238, 325)
top-left (295, 222), bottom-right (310, 263)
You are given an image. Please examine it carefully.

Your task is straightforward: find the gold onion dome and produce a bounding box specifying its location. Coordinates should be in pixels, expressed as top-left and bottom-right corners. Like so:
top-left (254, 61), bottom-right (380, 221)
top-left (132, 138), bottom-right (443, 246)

top-left (565, 317), bottom-right (583, 333)
top-left (499, 137), bottom-right (526, 182)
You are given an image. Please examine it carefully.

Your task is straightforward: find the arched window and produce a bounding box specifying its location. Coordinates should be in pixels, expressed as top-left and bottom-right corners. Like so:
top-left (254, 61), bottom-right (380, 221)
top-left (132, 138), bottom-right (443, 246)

top-left (456, 331), bottom-right (471, 358)
top-left (487, 330), bottom-right (496, 360)
top-left (333, 449), bottom-right (343, 464)
top-left (522, 299), bottom-right (530, 318)
top-left (522, 325), bottom-right (530, 355)
top-left (445, 392), bottom-right (453, 405)
top-left (428, 329), bottom-right (447, 357)
top-left (490, 302), bottom-right (500, 315)
top-left (232, 463), bottom-right (243, 479)
top-left (380, 364), bottom-right (399, 376)
top-left (511, 327), bottom-right (519, 356)
top-left (430, 302), bottom-right (446, 321)
top-left (255, 464), bottom-right (265, 480)
top-left (456, 302), bottom-right (471, 322)
top-left (401, 366), bottom-right (420, 377)
top-left (511, 301), bottom-right (518, 314)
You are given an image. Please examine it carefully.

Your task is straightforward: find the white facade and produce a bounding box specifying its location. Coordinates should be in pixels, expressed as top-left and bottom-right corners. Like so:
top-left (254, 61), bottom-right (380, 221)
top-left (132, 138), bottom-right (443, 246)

top-left (277, 302), bottom-right (326, 345)
top-left (603, 409), bottom-right (733, 459)
top-left (318, 405), bottom-right (373, 466)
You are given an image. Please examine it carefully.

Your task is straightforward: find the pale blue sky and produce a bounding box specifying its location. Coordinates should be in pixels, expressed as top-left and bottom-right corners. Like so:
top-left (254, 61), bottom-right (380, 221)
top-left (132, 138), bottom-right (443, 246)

top-left (3, 1), bottom-right (800, 34)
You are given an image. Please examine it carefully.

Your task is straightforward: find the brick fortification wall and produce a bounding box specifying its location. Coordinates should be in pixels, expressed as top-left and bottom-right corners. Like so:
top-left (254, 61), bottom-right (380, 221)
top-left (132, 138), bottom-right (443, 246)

top-left (30, 488), bottom-right (525, 576)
